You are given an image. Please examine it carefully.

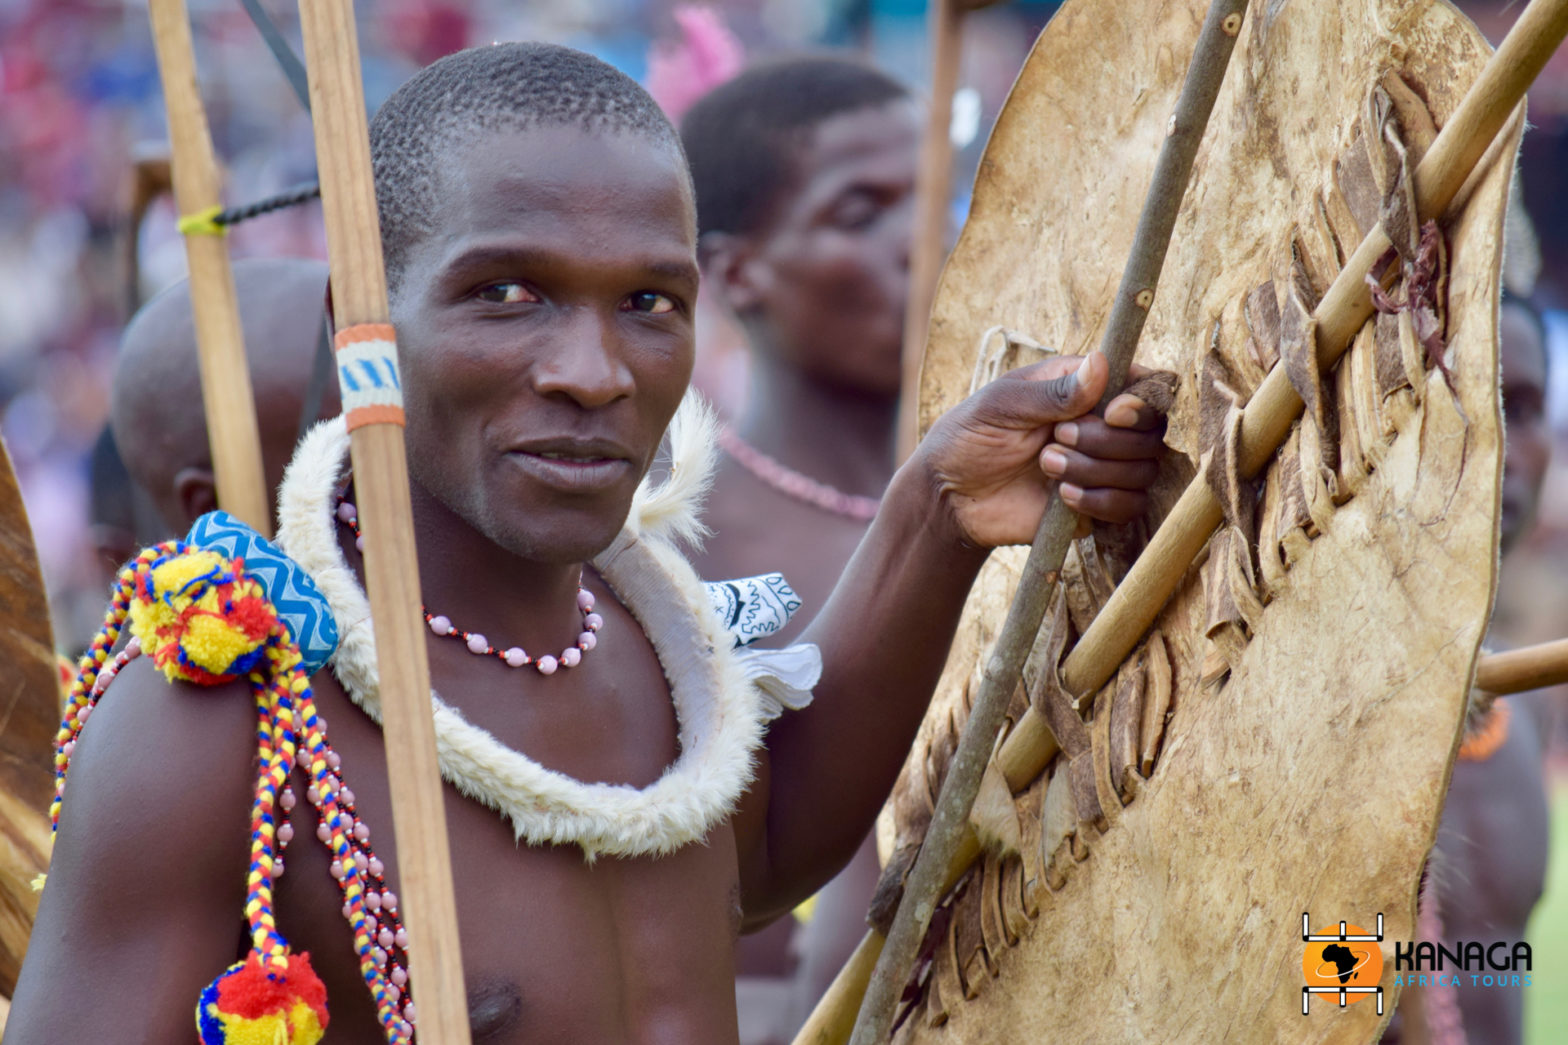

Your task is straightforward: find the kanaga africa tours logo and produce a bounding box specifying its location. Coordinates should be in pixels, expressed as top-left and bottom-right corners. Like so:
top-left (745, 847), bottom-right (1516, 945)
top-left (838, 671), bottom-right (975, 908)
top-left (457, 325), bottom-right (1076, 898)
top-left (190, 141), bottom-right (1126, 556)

top-left (1301, 912), bottom-right (1385, 1014)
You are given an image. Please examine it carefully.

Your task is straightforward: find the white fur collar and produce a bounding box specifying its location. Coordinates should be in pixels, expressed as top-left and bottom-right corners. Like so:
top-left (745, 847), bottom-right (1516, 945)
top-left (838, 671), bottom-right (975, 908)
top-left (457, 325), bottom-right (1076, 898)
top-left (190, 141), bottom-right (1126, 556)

top-left (275, 397), bottom-right (765, 859)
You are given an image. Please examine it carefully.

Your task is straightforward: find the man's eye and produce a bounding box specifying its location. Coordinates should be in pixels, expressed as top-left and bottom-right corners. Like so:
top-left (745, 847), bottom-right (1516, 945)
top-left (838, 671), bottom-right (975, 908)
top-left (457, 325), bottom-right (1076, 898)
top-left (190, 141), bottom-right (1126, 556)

top-left (830, 195), bottom-right (880, 230)
top-left (624, 291), bottom-right (677, 315)
top-left (476, 282), bottom-right (535, 304)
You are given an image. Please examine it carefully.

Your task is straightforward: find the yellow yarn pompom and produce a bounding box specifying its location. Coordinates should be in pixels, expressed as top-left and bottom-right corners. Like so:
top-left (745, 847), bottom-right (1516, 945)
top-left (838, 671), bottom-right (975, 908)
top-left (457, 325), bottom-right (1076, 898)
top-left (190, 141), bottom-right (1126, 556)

top-left (129, 548), bottom-right (278, 686)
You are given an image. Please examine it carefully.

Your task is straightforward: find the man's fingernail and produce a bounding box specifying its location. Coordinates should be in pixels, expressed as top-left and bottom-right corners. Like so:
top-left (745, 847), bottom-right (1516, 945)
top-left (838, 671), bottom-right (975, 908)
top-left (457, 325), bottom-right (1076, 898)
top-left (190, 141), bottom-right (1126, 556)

top-left (1106, 397), bottom-right (1143, 427)
top-left (1077, 354), bottom-right (1095, 381)
top-left (1056, 422), bottom-right (1079, 446)
top-left (1060, 482), bottom-right (1084, 505)
top-left (1041, 449), bottom-right (1068, 476)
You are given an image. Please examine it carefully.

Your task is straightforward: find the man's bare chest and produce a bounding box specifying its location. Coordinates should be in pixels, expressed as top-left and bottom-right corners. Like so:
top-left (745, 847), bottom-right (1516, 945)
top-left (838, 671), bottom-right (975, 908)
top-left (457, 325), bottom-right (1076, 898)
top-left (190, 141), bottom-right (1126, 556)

top-left (271, 673), bottom-right (746, 1043)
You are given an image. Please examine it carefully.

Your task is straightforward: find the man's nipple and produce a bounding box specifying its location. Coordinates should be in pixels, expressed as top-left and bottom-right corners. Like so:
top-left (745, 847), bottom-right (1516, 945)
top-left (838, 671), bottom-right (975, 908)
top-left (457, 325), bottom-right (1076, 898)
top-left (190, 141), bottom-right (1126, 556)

top-left (467, 976), bottom-right (524, 1040)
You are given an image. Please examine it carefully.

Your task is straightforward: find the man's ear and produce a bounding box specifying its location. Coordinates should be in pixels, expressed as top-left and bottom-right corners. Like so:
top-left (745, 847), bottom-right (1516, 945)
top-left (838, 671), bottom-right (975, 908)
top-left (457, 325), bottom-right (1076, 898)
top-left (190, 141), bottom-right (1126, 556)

top-left (173, 466), bottom-right (219, 530)
top-left (698, 231), bottom-right (766, 317)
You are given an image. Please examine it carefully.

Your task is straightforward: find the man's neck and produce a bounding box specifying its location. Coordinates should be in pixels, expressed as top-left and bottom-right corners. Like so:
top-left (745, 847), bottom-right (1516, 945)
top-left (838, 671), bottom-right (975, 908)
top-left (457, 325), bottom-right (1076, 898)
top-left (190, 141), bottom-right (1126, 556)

top-left (399, 478), bottom-right (586, 646)
top-left (737, 353), bottom-right (898, 500)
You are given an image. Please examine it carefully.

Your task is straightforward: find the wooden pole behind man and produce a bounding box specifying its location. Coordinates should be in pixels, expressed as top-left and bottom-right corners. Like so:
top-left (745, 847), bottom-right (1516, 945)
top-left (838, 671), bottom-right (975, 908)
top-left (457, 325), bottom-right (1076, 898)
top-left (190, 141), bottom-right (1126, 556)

top-left (295, 1), bottom-right (473, 1041)
top-left (896, 0), bottom-right (964, 460)
top-left (147, 0), bottom-right (271, 536)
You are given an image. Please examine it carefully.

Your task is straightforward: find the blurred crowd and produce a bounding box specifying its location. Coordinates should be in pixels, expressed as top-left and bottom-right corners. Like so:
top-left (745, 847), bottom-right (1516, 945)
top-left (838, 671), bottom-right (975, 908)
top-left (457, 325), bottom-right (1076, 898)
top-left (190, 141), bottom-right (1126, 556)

top-left (0, 0), bottom-right (1064, 647)
top-left (3, 0), bottom-right (1568, 661)
top-left (0, 0), bottom-right (1072, 643)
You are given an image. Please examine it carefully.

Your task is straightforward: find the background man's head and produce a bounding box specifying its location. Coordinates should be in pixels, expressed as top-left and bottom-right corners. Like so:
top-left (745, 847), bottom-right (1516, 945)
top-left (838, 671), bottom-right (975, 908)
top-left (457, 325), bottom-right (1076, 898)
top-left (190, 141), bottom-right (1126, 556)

top-left (1499, 294), bottom-right (1551, 556)
top-left (367, 43), bottom-right (698, 564)
top-left (110, 256), bottom-right (335, 533)
top-left (682, 56), bottom-right (916, 399)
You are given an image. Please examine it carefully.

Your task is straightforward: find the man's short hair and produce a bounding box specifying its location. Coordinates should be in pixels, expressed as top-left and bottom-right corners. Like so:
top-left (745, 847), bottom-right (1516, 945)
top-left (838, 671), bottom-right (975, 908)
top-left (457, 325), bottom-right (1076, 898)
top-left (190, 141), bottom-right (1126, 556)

top-left (680, 55), bottom-right (910, 240)
top-left (370, 41), bottom-right (684, 291)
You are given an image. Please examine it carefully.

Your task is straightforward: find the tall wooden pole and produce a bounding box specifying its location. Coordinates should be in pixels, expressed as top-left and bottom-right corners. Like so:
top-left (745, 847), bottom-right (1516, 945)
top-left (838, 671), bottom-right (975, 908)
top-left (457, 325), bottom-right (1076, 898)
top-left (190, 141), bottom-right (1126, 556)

top-left (147, 0), bottom-right (271, 536)
top-left (295, 2), bottom-right (472, 1041)
top-left (897, 0), bottom-right (1015, 461)
top-left (897, 0), bottom-right (963, 461)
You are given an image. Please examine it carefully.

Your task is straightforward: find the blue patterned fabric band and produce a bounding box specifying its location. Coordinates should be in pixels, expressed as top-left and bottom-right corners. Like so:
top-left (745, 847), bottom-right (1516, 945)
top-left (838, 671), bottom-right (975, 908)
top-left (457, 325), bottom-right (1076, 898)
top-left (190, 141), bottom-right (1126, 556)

top-left (186, 511), bottom-right (795, 668)
top-left (703, 573), bottom-right (802, 648)
top-left (186, 511), bottom-right (341, 676)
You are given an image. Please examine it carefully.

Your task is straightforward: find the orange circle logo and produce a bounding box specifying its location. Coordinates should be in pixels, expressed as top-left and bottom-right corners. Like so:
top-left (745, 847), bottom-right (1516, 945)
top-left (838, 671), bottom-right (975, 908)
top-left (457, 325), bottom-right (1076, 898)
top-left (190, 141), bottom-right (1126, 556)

top-left (1302, 925), bottom-right (1384, 1004)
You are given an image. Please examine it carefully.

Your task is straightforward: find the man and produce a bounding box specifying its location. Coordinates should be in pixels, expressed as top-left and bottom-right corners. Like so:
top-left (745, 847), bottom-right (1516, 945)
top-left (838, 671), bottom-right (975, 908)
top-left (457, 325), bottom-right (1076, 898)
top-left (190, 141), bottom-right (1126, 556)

top-left (684, 58), bottom-right (1151, 1034)
top-left (1421, 295), bottom-right (1555, 1044)
top-left (680, 61), bottom-right (915, 1035)
top-left (109, 256), bottom-right (338, 533)
top-left (682, 57), bottom-right (915, 642)
top-left (1383, 294), bottom-right (1555, 1045)
top-left (8, 43), bottom-right (1164, 1043)
top-left (680, 57), bottom-right (922, 1039)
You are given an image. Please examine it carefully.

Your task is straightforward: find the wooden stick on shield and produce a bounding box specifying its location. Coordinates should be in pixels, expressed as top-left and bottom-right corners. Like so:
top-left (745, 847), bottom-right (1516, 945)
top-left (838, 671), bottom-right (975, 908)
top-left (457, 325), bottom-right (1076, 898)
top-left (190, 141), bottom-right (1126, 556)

top-left (294, 1), bottom-right (472, 1041)
top-left (797, 2), bottom-right (1568, 1042)
top-left (147, 0), bottom-right (272, 536)
top-left (1476, 639), bottom-right (1568, 695)
top-left (847, 2), bottom-right (1250, 1042)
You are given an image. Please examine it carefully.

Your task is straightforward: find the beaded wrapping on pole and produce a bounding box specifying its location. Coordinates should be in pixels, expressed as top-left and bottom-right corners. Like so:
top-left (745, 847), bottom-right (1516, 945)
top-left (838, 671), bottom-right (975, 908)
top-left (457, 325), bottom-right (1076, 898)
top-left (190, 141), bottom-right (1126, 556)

top-left (49, 542), bottom-right (415, 1044)
top-left (335, 496), bottom-right (603, 675)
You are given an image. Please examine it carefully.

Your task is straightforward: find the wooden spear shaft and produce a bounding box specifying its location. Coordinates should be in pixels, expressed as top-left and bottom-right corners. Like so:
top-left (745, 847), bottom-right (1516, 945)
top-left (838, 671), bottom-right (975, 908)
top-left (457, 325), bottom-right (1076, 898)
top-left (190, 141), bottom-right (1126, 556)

top-left (896, 0), bottom-right (964, 461)
top-left (147, 0), bottom-right (272, 536)
top-left (295, 1), bottom-right (472, 1041)
top-left (846, 3), bottom-right (1249, 1042)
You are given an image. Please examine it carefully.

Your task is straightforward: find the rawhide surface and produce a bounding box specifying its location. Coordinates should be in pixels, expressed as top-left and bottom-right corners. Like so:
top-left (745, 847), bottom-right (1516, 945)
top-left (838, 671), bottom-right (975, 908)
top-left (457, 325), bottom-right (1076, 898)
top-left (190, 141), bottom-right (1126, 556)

top-left (0, 435), bottom-right (59, 994)
top-left (885, 0), bottom-right (1511, 1040)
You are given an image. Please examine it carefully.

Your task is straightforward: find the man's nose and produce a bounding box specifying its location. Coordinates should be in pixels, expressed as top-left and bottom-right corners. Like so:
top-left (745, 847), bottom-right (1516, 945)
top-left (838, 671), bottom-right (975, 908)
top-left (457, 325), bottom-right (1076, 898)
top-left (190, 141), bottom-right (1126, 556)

top-left (531, 307), bottom-right (636, 409)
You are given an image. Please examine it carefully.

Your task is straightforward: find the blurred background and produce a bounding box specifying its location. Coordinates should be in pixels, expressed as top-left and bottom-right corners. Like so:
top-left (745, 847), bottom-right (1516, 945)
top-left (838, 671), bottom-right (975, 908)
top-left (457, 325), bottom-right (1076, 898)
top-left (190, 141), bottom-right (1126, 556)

top-left (0, 0), bottom-right (1565, 1037)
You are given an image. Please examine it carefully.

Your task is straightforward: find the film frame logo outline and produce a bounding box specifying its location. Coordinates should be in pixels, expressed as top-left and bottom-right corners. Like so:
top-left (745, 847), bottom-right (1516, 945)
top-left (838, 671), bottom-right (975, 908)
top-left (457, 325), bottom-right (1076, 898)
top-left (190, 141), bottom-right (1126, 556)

top-left (1301, 912), bottom-right (1385, 1014)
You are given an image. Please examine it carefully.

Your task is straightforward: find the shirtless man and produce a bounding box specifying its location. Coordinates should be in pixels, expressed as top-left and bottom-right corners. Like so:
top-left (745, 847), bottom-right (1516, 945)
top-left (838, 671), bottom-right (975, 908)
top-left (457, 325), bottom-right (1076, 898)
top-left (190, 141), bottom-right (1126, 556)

top-left (682, 57), bottom-right (915, 644)
top-left (680, 57), bottom-right (923, 1038)
top-left (1424, 295), bottom-right (1555, 1044)
top-left (8, 43), bottom-right (1165, 1044)
top-left (109, 256), bottom-right (337, 532)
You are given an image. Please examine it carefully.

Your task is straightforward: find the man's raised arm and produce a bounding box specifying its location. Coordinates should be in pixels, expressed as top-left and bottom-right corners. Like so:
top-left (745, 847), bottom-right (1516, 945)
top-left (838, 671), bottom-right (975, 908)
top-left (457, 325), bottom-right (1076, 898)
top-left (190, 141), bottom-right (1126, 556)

top-left (737, 353), bottom-right (1167, 919)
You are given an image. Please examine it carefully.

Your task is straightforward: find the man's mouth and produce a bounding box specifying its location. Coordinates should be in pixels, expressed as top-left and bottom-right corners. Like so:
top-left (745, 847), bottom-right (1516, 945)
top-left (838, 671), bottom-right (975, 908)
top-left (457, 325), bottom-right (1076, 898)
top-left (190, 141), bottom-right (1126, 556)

top-left (534, 450), bottom-right (616, 464)
top-left (506, 439), bottom-right (635, 492)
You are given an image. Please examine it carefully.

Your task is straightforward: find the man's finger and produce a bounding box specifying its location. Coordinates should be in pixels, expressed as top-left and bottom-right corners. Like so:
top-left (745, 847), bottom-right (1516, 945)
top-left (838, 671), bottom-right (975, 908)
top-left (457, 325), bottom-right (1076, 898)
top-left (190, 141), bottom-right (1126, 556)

top-left (1058, 483), bottom-right (1150, 525)
top-left (1040, 445), bottom-right (1160, 491)
top-left (991, 352), bottom-right (1106, 423)
top-left (1050, 416), bottom-right (1166, 461)
top-left (1104, 393), bottom-right (1165, 431)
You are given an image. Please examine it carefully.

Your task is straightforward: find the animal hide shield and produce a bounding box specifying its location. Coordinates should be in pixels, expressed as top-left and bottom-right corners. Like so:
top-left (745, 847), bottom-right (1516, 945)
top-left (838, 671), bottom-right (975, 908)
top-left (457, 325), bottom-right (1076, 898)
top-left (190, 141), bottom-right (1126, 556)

top-left (0, 435), bottom-right (60, 995)
top-left (882, 0), bottom-right (1513, 1040)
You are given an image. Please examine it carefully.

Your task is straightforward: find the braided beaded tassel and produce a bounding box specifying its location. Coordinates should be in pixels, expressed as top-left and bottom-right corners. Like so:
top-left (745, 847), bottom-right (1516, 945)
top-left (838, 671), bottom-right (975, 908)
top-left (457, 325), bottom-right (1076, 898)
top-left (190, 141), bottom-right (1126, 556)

top-left (49, 542), bottom-right (415, 1045)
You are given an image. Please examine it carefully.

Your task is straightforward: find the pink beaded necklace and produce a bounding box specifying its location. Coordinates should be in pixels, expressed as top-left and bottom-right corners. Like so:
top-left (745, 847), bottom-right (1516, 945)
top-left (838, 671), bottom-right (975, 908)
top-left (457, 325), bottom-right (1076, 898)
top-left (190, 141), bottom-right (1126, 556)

top-left (335, 497), bottom-right (602, 675)
top-left (718, 426), bottom-right (881, 522)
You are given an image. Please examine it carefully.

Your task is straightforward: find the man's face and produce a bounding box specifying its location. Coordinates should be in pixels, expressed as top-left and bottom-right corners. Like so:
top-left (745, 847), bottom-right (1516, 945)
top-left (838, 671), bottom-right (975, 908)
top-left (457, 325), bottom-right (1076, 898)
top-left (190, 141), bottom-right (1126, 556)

top-left (1499, 302), bottom-right (1550, 556)
top-left (734, 100), bottom-right (919, 397)
top-left (391, 125), bottom-right (698, 563)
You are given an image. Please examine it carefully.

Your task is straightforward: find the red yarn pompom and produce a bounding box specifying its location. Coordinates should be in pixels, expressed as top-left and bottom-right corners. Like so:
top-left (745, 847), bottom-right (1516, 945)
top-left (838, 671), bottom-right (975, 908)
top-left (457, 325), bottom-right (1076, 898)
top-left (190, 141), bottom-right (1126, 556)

top-left (197, 951), bottom-right (329, 1044)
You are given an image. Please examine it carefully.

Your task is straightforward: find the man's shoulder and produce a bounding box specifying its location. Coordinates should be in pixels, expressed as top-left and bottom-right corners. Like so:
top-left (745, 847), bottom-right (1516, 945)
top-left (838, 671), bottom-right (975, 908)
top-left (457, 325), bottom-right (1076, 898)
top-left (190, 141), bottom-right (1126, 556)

top-left (60, 655), bottom-right (257, 833)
